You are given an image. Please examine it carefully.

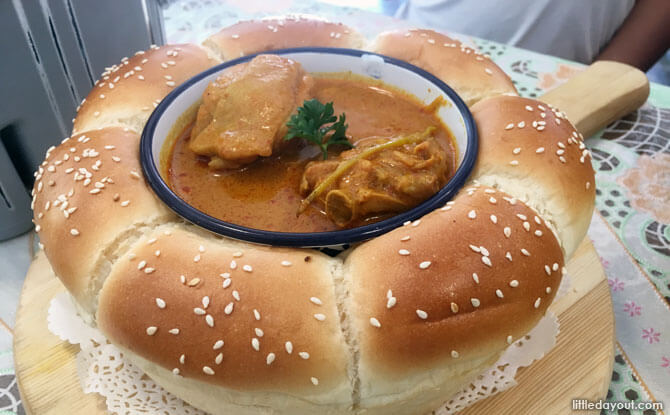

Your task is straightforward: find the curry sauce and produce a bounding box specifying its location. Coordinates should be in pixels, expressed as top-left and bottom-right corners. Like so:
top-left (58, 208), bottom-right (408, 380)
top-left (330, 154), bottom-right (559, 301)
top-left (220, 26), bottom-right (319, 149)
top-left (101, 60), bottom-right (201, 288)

top-left (167, 74), bottom-right (457, 232)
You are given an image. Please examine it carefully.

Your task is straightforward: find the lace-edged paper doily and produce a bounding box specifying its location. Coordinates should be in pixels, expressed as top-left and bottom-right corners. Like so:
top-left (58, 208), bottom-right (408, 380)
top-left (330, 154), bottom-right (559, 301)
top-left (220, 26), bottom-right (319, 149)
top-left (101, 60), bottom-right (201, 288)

top-left (47, 275), bottom-right (568, 415)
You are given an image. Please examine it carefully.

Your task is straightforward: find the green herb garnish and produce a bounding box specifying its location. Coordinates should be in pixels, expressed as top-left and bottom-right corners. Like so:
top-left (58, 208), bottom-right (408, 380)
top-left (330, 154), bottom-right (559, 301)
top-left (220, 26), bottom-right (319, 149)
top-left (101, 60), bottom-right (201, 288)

top-left (285, 99), bottom-right (352, 159)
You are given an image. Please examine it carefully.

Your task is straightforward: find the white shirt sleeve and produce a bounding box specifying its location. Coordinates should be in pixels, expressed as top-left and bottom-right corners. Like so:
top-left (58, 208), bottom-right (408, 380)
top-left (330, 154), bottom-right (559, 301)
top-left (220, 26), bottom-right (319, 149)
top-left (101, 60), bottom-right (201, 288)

top-left (395, 0), bottom-right (635, 63)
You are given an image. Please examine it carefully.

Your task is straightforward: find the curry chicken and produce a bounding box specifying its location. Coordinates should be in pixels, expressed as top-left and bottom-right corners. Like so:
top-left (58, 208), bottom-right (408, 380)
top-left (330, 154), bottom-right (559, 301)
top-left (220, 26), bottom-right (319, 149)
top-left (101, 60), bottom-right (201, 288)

top-left (167, 54), bottom-right (457, 232)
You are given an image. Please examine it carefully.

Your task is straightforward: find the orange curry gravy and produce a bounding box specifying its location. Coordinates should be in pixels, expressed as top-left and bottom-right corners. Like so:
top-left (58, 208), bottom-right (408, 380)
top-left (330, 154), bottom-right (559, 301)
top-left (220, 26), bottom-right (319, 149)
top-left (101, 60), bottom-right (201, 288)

top-left (167, 75), bottom-right (457, 232)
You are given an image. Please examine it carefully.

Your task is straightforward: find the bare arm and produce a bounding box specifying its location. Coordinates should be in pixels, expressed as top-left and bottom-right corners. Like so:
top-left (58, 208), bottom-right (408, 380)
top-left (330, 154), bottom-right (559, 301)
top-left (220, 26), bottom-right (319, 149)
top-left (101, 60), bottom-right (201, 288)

top-left (596, 0), bottom-right (670, 71)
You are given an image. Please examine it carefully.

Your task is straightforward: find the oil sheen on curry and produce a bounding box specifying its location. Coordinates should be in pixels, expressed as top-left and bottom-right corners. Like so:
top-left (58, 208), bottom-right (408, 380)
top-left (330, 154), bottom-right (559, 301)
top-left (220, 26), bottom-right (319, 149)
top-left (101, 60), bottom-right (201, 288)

top-left (166, 54), bottom-right (457, 232)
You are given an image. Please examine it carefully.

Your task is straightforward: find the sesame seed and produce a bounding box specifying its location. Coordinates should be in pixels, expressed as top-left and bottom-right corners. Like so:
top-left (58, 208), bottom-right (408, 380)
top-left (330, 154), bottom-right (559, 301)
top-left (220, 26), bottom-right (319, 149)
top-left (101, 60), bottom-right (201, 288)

top-left (534, 298), bottom-right (542, 308)
top-left (586, 182), bottom-right (591, 189)
top-left (490, 214), bottom-right (498, 224)
top-left (484, 68), bottom-right (493, 75)
top-left (169, 328), bottom-right (179, 335)
top-left (311, 377), bottom-right (319, 386)
top-left (144, 267), bottom-right (155, 274)
top-left (233, 251), bottom-right (243, 258)
top-left (314, 313), bottom-right (326, 321)
top-left (416, 309), bottom-right (428, 319)
top-left (451, 350), bottom-right (460, 358)
top-left (504, 227), bottom-right (511, 238)
top-left (545, 265), bottom-right (552, 275)
top-left (510, 280), bottom-right (519, 287)
top-left (299, 352), bottom-right (310, 359)
top-left (559, 156), bottom-right (567, 163)
top-left (369, 317), bottom-right (381, 328)
top-left (252, 338), bottom-right (260, 351)
top-left (230, 260), bottom-right (237, 269)
top-left (205, 314), bottom-right (215, 327)
top-left (506, 252), bottom-right (513, 261)
top-left (193, 254), bottom-right (201, 262)
top-left (471, 298), bottom-right (480, 307)
top-left (507, 335), bottom-right (514, 344)
top-left (450, 302), bottom-right (459, 313)
top-left (172, 368), bottom-right (180, 376)
top-left (155, 250), bottom-right (161, 257)
top-left (412, 219), bottom-right (421, 227)
top-left (224, 302), bottom-right (234, 315)
top-left (536, 147), bottom-right (545, 154)
top-left (398, 249), bottom-right (410, 256)
top-left (496, 289), bottom-right (504, 298)
top-left (254, 309), bottom-right (261, 320)
top-left (467, 209), bottom-right (476, 219)
top-left (513, 147), bottom-right (521, 154)
top-left (419, 261), bottom-right (432, 269)
top-left (70, 228), bottom-right (80, 236)
top-left (281, 260), bottom-right (292, 266)
top-left (203, 366), bottom-right (215, 375)
top-left (472, 273), bottom-right (480, 284)
top-left (232, 290), bottom-right (240, 301)
top-left (505, 123), bottom-right (514, 130)
top-left (222, 279), bottom-right (232, 288)
top-left (521, 248), bottom-right (531, 256)
top-left (310, 297), bottom-right (322, 305)
top-left (285, 341), bottom-right (293, 354)
top-left (481, 256), bottom-right (492, 267)
top-left (266, 353), bottom-right (276, 365)
top-left (517, 121), bottom-right (525, 128)
top-left (480, 246), bottom-right (490, 256)
top-left (194, 307), bottom-right (206, 315)
top-left (387, 296), bottom-right (397, 308)
top-left (155, 298), bottom-right (166, 309)
top-left (243, 264), bottom-right (252, 272)
top-left (179, 354), bottom-right (186, 364)
top-left (535, 230), bottom-right (543, 237)
top-left (255, 328), bottom-right (264, 337)
top-left (525, 105), bottom-right (534, 112)
top-left (146, 326), bottom-right (157, 336)
top-left (213, 340), bottom-right (224, 350)
top-left (401, 235), bottom-right (411, 241)
top-left (469, 244), bottom-right (481, 253)
top-left (509, 160), bottom-right (519, 166)
top-left (215, 353), bottom-right (223, 365)
top-left (523, 221), bottom-right (531, 231)
top-left (546, 286), bottom-right (552, 294)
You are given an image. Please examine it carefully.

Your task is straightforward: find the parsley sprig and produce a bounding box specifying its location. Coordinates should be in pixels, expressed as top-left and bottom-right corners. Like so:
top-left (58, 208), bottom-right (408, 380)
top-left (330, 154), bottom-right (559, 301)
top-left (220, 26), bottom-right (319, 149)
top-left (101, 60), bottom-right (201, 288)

top-left (285, 99), bottom-right (352, 159)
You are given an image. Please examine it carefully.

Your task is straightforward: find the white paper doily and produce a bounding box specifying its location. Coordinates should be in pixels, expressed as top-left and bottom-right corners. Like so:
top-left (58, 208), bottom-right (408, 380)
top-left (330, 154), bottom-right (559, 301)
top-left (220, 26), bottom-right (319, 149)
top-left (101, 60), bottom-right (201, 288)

top-left (47, 275), bottom-right (569, 414)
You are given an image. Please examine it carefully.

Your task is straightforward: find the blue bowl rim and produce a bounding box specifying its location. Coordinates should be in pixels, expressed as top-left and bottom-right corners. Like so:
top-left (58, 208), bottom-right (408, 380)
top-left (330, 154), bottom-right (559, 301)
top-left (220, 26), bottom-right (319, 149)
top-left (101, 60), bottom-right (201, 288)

top-left (140, 46), bottom-right (478, 247)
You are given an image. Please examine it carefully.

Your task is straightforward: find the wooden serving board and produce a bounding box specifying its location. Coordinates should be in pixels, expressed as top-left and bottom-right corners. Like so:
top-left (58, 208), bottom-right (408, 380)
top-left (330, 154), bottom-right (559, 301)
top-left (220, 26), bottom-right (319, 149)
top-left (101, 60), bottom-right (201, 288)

top-left (14, 239), bottom-right (613, 415)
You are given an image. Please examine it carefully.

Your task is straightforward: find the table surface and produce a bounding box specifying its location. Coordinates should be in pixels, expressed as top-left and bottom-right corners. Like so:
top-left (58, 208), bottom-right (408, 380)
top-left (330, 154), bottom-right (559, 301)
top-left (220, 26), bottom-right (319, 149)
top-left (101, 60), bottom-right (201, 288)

top-left (1, 1), bottom-right (669, 414)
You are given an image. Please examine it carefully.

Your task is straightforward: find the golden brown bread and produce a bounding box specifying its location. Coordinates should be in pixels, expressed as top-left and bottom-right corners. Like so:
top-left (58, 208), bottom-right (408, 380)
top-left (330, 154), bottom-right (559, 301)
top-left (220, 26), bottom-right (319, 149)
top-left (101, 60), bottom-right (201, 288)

top-left (369, 29), bottom-right (518, 106)
top-left (73, 44), bottom-right (220, 134)
top-left (347, 184), bottom-right (563, 413)
top-left (31, 16), bottom-right (595, 415)
top-left (31, 128), bottom-right (173, 314)
top-left (470, 95), bottom-right (596, 258)
top-left (203, 15), bottom-right (366, 61)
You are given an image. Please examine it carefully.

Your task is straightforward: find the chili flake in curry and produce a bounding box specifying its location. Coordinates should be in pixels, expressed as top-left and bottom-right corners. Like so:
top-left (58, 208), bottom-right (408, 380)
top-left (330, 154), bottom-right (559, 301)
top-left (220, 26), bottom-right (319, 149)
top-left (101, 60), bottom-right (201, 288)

top-left (166, 54), bottom-right (457, 232)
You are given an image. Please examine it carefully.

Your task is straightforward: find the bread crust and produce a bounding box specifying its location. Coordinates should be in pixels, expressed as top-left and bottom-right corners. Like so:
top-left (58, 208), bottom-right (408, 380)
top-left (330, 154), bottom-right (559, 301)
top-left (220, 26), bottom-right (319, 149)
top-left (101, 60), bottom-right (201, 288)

top-left (203, 15), bottom-right (366, 61)
top-left (470, 95), bottom-right (596, 258)
top-left (369, 29), bottom-right (518, 106)
top-left (73, 44), bottom-right (219, 134)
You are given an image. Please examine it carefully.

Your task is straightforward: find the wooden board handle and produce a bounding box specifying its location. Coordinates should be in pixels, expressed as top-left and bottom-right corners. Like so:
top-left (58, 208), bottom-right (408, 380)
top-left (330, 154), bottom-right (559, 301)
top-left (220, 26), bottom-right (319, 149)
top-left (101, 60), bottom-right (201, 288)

top-left (540, 61), bottom-right (649, 138)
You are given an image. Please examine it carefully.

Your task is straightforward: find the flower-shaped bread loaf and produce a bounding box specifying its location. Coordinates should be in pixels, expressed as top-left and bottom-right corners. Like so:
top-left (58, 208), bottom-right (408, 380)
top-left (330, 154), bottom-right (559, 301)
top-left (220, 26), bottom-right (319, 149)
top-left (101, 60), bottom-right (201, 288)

top-left (31, 15), bottom-right (595, 415)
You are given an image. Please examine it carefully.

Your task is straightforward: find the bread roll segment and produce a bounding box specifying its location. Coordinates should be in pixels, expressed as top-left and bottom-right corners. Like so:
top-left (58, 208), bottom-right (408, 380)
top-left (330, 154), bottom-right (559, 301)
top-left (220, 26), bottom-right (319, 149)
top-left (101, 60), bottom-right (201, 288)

top-left (97, 223), bottom-right (353, 413)
top-left (31, 128), bottom-right (173, 314)
top-left (470, 96), bottom-right (596, 258)
top-left (347, 184), bottom-right (564, 413)
top-left (369, 29), bottom-right (518, 106)
top-left (203, 15), bottom-right (366, 61)
top-left (73, 44), bottom-right (220, 134)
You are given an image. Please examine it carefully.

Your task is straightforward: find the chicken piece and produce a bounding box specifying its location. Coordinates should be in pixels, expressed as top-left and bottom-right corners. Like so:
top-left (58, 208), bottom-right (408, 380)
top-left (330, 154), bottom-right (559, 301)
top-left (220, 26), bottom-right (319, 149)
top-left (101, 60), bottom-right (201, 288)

top-left (189, 54), bottom-right (314, 169)
top-left (300, 135), bottom-right (449, 227)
